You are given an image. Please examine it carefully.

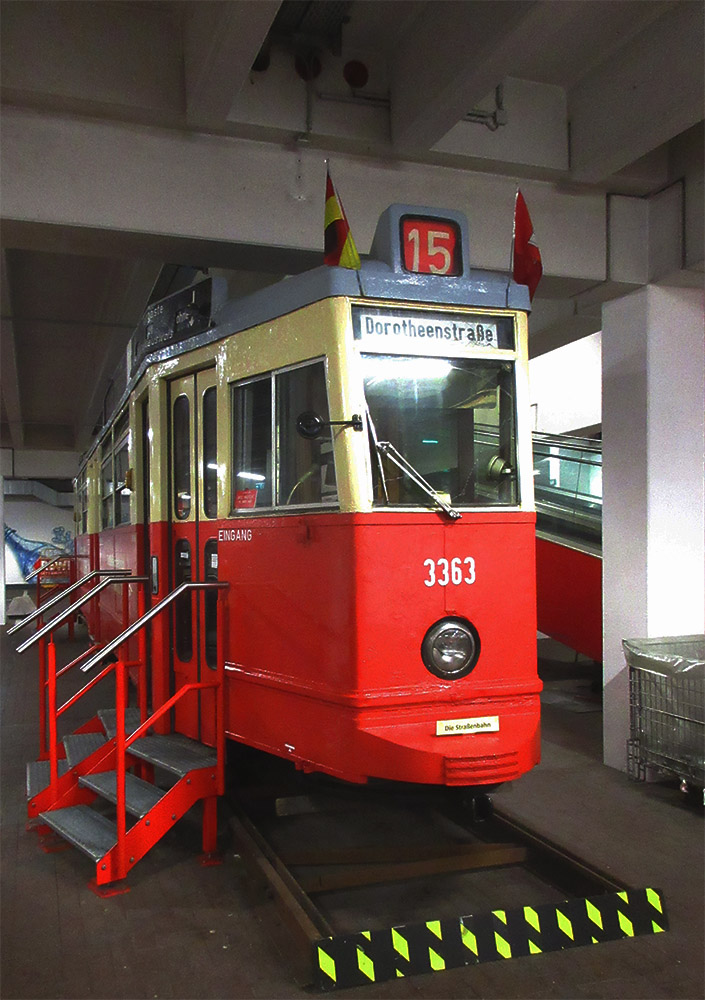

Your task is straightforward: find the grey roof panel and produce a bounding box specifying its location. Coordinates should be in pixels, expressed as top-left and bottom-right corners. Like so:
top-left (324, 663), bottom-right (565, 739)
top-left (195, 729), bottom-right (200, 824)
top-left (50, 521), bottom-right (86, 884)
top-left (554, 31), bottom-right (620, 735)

top-left (214, 264), bottom-right (363, 337)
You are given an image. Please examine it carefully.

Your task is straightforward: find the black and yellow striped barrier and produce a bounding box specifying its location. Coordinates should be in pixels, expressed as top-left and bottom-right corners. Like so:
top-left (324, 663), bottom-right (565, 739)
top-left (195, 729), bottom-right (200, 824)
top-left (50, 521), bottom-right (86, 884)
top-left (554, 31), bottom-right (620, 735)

top-left (314, 887), bottom-right (667, 990)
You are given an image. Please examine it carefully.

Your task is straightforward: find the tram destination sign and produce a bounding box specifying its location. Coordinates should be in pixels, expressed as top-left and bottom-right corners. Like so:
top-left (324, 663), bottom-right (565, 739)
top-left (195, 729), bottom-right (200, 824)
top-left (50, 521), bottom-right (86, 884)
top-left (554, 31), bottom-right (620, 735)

top-left (352, 306), bottom-right (515, 357)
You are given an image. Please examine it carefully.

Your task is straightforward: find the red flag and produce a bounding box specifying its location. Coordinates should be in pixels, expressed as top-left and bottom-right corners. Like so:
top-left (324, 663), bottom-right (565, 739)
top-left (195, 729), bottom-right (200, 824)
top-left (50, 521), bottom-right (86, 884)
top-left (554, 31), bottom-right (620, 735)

top-left (512, 190), bottom-right (542, 300)
top-left (324, 169), bottom-right (361, 269)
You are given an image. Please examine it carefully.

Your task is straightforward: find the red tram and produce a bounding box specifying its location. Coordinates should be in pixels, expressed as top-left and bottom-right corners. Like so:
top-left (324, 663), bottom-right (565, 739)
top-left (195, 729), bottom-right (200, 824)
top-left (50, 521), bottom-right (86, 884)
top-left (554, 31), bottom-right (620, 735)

top-left (74, 203), bottom-right (541, 791)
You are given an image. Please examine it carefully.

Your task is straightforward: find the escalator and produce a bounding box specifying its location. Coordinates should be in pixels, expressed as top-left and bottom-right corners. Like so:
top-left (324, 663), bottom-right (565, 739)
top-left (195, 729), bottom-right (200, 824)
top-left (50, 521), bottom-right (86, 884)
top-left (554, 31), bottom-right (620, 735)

top-left (533, 432), bottom-right (602, 554)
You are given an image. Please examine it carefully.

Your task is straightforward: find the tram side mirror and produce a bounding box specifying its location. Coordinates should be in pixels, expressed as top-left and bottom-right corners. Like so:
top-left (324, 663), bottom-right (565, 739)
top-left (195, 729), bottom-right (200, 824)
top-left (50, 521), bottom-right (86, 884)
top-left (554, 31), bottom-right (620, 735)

top-left (296, 411), bottom-right (364, 439)
top-left (296, 411), bottom-right (326, 439)
top-left (486, 455), bottom-right (513, 481)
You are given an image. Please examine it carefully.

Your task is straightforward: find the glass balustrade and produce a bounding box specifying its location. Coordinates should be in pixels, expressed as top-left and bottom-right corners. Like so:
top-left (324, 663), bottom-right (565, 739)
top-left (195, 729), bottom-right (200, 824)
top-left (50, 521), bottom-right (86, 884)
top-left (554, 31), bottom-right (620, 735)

top-left (532, 432), bottom-right (602, 550)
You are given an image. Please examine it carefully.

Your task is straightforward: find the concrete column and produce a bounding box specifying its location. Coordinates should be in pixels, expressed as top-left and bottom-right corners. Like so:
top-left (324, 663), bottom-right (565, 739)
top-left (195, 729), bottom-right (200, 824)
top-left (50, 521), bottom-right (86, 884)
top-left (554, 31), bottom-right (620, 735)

top-left (602, 284), bottom-right (705, 770)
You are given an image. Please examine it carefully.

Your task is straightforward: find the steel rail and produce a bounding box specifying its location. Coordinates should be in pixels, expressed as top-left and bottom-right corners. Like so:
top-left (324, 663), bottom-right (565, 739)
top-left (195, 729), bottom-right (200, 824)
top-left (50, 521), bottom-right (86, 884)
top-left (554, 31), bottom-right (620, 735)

top-left (79, 580), bottom-right (228, 672)
top-left (7, 568), bottom-right (131, 635)
top-left (230, 782), bottom-right (635, 989)
top-left (16, 576), bottom-right (147, 653)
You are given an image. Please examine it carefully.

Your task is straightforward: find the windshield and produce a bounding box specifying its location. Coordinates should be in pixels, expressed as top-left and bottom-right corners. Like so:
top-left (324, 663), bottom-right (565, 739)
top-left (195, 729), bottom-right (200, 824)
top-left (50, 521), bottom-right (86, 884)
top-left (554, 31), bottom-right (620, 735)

top-left (362, 354), bottom-right (518, 507)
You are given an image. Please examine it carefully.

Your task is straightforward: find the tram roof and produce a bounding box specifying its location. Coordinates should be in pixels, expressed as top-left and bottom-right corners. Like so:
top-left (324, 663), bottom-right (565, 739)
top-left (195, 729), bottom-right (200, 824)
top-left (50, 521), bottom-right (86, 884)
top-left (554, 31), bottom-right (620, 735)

top-left (131, 204), bottom-right (531, 374)
top-left (83, 205), bottom-right (532, 463)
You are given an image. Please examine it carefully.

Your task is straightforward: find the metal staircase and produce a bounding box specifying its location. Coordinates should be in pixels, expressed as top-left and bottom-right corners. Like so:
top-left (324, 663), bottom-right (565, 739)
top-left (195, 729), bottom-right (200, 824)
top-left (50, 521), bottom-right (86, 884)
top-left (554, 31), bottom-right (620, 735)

top-left (11, 574), bottom-right (229, 893)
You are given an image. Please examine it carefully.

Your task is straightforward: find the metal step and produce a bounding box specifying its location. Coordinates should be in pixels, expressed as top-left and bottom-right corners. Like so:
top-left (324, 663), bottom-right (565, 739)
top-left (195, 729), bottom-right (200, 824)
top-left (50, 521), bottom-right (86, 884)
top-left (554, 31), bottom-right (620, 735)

top-left (128, 733), bottom-right (217, 778)
top-left (98, 707), bottom-right (142, 739)
top-left (38, 805), bottom-right (116, 863)
top-left (79, 771), bottom-right (164, 819)
top-left (26, 759), bottom-right (70, 799)
top-left (63, 732), bottom-right (108, 768)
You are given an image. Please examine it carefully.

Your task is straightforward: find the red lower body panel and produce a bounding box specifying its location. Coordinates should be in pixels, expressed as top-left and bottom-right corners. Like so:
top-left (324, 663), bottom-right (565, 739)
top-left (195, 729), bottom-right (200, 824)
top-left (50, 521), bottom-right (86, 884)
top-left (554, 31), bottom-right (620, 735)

top-left (220, 511), bottom-right (541, 787)
top-left (82, 510), bottom-right (542, 789)
top-left (536, 536), bottom-right (602, 662)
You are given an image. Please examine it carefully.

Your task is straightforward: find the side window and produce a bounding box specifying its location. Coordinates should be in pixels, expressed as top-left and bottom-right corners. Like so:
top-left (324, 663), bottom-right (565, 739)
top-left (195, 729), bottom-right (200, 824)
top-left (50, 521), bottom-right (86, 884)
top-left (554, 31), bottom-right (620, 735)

top-left (173, 394), bottom-right (191, 519)
top-left (277, 362), bottom-right (338, 506)
top-left (202, 386), bottom-right (218, 519)
top-left (232, 377), bottom-right (272, 510)
top-left (101, 453), bottom-right (114, 529)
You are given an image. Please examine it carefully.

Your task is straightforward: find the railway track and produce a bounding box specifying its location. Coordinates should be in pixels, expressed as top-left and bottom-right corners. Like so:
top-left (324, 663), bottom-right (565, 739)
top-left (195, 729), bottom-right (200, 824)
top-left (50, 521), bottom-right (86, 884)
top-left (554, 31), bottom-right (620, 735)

top-left (229, 777), bottom-right (668, 991)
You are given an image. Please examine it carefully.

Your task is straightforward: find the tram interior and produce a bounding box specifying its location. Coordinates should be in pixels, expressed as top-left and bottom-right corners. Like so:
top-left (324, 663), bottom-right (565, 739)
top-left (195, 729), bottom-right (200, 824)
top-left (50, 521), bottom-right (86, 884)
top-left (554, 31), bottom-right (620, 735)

top-left (363, 355), bottom-right (518, 508)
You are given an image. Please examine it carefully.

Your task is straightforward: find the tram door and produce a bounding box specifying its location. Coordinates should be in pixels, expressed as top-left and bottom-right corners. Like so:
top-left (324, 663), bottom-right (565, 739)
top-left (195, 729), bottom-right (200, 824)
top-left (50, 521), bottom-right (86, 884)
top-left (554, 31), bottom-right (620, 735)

top-left (169, 369), bottom-right (219, 744)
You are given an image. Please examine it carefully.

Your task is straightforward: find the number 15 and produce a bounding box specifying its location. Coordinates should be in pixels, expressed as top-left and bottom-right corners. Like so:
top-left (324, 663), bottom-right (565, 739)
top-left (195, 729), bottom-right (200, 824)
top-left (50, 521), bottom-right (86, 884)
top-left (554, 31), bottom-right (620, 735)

top-left (407, 228), bottom-right (453, 275)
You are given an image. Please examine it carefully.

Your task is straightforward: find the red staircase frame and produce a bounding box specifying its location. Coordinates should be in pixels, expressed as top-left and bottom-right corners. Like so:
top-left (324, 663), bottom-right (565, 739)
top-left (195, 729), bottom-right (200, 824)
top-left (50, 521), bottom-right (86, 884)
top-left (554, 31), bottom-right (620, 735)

top-left (14, 578), bottom-right (229, 885)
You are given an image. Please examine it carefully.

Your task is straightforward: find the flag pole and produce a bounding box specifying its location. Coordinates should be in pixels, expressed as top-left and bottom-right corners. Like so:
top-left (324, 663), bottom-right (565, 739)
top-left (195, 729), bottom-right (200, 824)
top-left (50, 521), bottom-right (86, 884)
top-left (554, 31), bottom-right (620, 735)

top-left (506, 186), bottom-right (518, 306)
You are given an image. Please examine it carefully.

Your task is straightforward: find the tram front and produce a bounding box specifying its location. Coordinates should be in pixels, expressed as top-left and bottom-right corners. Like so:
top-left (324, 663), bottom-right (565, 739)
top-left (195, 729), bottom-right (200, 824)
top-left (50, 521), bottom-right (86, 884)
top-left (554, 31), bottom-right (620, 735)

top-left (336, 211), bottom-right (541, 787)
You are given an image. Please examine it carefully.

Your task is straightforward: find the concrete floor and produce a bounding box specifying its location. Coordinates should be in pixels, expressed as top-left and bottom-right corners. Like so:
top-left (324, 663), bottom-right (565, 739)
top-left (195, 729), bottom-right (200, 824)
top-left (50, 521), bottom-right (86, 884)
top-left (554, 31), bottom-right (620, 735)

top-left (1, 628), bottom-right (703, 999)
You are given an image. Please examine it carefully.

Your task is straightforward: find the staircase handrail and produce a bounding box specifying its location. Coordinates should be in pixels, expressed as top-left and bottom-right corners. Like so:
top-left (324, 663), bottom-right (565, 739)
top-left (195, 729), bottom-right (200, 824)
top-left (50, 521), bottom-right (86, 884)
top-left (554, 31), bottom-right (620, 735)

top-left (24, 551), bottom-right (76, 582)
top-left (7, 568), bottom-right (132, 636)
top-left (79, 580), bottom-right (229, 673)
top-left (16, 575), bottom-right (148, 653)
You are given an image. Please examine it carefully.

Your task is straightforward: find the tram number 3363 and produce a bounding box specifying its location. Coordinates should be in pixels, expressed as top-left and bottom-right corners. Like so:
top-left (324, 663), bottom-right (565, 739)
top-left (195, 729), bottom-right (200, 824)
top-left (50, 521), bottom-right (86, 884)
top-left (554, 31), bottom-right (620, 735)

top-left (423, 557), bottom-right (476, 587)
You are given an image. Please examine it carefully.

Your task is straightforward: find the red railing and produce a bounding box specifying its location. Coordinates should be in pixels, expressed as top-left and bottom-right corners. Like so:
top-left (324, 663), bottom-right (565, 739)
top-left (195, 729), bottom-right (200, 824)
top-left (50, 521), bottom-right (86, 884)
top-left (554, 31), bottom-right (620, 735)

top-left (93, 583), bottom-right (229, 878)
top-left (16, 576), bottom-right (229, 877)
top-left (46, 581), bottom-right (228, 878)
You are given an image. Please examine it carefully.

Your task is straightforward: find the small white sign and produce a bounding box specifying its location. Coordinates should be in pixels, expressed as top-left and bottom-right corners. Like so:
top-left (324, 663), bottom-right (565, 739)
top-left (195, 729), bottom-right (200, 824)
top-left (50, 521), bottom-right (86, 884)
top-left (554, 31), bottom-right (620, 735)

top-left (353, 307), bottom-right (507, 357)
top-left (436, 715), bottom-right (500, 736)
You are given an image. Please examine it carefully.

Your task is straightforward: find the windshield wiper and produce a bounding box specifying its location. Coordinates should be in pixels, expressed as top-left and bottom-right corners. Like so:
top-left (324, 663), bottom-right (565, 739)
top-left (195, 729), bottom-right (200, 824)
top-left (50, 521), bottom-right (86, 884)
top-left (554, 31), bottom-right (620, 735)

top-left (364, 404), bottom-right (390, 506)
top-left (376, 440), bottom-right (461, 521)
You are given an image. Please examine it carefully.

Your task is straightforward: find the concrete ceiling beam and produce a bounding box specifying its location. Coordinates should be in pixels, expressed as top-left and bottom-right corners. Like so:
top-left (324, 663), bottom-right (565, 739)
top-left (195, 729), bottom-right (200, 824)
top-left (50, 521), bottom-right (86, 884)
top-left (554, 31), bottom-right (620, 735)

top-left (0, 108), bottom-right (609, 286)
top-left (184, 1), bottom-right (281, 126)
top-left (569, 2), bottom-right (705, 184)
top-left (389, 1), bottom-right (585, 151)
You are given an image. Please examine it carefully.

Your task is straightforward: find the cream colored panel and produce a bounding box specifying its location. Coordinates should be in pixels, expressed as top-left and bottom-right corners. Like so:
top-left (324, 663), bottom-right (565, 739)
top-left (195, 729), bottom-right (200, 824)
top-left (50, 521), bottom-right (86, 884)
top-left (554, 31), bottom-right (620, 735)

top-left (147, 373), bottom-right (168, 525)
top-left (86, 455), bottom-right (101, 535)
top-left (514, 311), bottom-right (535, 512)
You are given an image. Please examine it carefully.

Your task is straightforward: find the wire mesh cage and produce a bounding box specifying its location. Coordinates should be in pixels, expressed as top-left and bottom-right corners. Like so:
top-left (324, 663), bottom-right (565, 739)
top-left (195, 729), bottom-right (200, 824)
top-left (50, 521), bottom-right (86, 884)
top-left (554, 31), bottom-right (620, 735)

top-left (625, 636), bottom-right (705, 790)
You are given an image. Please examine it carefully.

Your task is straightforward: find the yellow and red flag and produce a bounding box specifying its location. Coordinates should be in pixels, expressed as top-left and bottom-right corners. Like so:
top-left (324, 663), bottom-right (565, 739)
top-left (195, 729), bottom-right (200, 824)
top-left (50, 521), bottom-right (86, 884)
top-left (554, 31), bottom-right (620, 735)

top-left (324, 169), bottom-right (361, 269)
top-left (512, 189), bottom-right (542, 300)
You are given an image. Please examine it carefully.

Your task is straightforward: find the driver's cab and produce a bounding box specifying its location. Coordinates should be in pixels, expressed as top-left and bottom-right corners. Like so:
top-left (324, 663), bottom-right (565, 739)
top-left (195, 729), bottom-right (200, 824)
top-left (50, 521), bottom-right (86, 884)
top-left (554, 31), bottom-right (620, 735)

top-left (231, 358), bottom-right (340, 513)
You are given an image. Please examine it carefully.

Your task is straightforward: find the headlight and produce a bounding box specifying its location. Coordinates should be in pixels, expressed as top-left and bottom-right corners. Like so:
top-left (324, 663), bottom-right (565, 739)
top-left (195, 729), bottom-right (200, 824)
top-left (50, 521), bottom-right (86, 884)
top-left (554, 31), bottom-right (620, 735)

top-left (421, 617), bottom-right (480, 679)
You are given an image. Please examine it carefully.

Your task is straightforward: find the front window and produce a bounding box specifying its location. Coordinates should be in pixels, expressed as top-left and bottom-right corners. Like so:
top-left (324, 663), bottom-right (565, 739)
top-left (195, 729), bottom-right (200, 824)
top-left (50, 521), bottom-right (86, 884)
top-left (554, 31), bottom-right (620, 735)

top-left (363, 354), bottom-right (518, 507)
